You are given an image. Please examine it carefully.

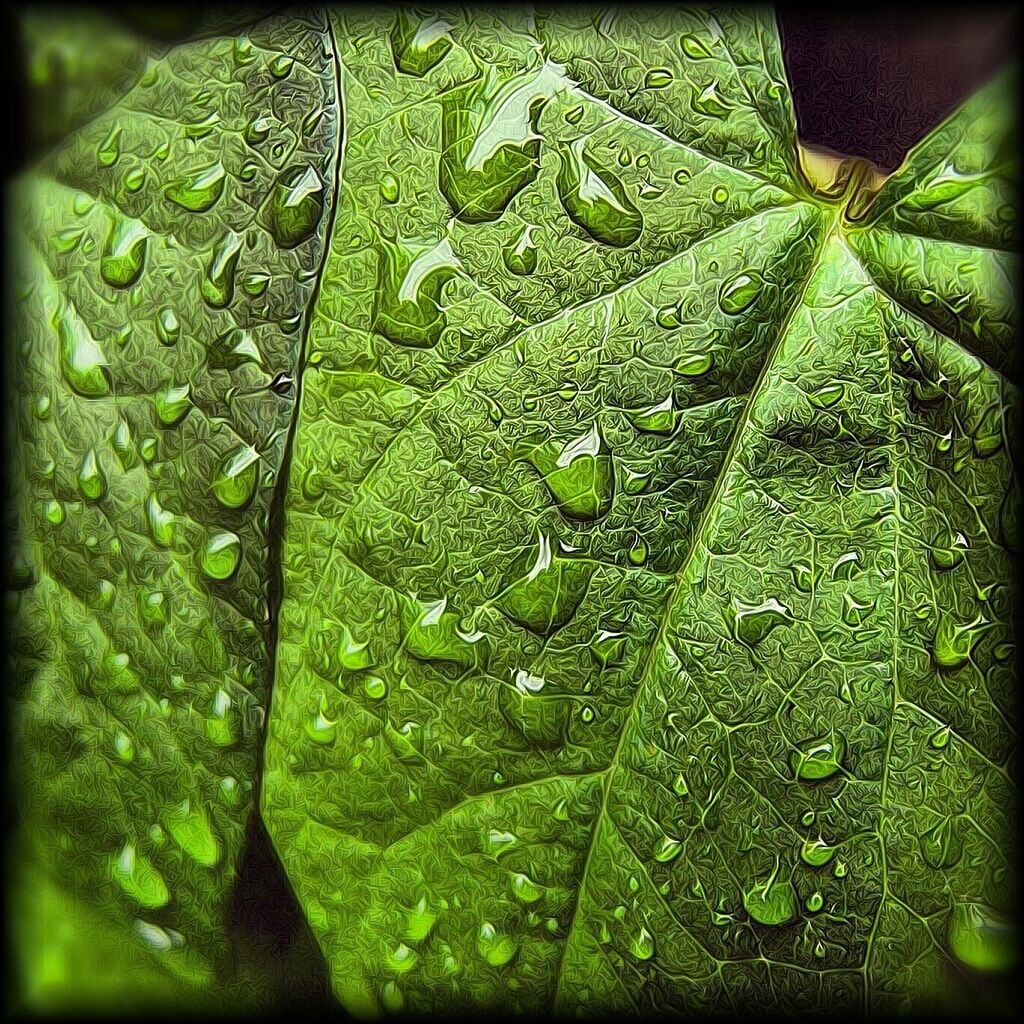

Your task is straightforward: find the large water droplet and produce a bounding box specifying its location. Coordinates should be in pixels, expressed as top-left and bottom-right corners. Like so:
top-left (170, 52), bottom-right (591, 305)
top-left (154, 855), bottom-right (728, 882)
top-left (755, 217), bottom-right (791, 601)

top-left (477, 922), bottom-right (518, 966)
top-left (164, 162), bottom-right (226, 212)
top-left (201, 531), bottom-right (241, 580)
top-left (110, 844), bottom-right (169, 909)
top-left (629, 925), bottom-right (655, 961)
top-left (164, 800), bottom-right (219, 867)
top-left (440, 66), bottom-right (560, 223)
top-left (556, 138), bottom-right (643, 247)
top-left (932, 613), bottom-right (987, 670)
top-left (728, 597), bottom-right (791, 645)
top-left (496, 532), bottom-right (593, 635)
top-left (212, 446), bottom-right (259, 509)
top-left (743, 877), bottom-right (796, 926)
top-left (267, 165), bottom-right (324, 248)
top-left (800, 837), bottom-right (836, 867)
top-left (523, 422), bottom-right (615, 522)
top-left (77, 448), bottom-right (106, 501)
top-left (156, 306), bottom-right (180, 346)
top-left (719, 271), bottom-right (762, 314)
top-left (680, 34), bottom-right (713, 59)
top-left (201, 231), bottom-right (243, 308)
top-left (629, 395), bottom-right (679, 435)
top-left (145, 494), bottom-right (174, 548)
top-left (692, 81), bottom-right (734, 119)
top-left (55, 299), bottom-right (110, 397)
top-left (154, 384), bottom-right (192, 426)
top-left (101, 216), bottom-right (147, 288)
top-left (653, 835), bottom-right (682, 863)
top-left (949, 902), bottom-right (1016, 972)
top-left (371, 237), bottom-right (459, 348)
top-left (930, 530), bottom-right (969, 572)
top-left (391, 12), bottom-right (453, 76)
top-left (503, 224), bottom-right (538, 275)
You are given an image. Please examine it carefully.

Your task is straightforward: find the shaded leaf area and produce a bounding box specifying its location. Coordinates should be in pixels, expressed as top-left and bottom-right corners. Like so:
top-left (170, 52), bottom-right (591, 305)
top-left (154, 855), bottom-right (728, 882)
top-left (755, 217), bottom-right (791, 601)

top-left (7, 9), bottom-right (338, 1010)
top-left (261, 7), bottom-right (1018, 1018)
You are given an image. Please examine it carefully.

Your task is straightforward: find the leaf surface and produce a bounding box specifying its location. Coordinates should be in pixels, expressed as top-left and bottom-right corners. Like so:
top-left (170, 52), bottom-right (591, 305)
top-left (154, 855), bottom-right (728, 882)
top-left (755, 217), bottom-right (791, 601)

top-left (258, 7), bottom-right (1018, 1017)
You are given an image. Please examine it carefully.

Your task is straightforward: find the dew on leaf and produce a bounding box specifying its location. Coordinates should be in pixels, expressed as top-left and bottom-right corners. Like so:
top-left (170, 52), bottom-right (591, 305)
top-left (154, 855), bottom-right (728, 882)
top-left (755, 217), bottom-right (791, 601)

top-left (556, 137), bottom-right (643, 247)
top-left (790, 734), bottom-right (845, 781)
top-left (100, 217), bottom-right (147, 288)
top-left (164, 162), bottom-right (226, 213)
top-left (391, 12), bottom-right (452, 77)
top-left (201, 531), bottom-right (241, 581)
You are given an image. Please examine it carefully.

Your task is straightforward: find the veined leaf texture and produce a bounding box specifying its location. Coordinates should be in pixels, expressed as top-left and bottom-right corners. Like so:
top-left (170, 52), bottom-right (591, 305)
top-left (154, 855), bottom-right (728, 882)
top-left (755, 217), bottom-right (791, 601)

top-left (6, 5), bottom-right (1018, 1017)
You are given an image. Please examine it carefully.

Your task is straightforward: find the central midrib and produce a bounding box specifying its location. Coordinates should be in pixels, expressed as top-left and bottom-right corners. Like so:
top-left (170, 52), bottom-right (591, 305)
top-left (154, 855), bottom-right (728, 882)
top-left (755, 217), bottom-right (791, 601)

top-left (550, 200), bottom-right (845, 1008)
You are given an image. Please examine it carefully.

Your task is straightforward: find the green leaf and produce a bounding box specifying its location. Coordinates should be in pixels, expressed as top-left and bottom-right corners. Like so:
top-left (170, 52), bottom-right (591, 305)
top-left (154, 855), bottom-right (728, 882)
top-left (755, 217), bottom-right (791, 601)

top-left (259, 9), bottom-right (1017, 1018)
top-left (9, 5), bottom-right (1017, 1018)
top-left (7, 9), bottom-right (339, 1006)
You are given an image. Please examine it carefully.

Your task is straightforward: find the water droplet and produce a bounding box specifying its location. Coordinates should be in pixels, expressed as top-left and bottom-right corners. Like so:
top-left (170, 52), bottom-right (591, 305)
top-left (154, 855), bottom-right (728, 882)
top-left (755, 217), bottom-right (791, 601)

top-left (113, 731), bottom-right (134, 762)
top-left (403, 896), bottom-right (436, 943)
top-left (156, 307), bottom-right (179, 345)
top-left (440, 65), bottom-right (560, 223)
top-left (100, 216), bottom-right (147, 288)
top-left (110, 844), bottom-right (169, 908)
top-left (565, 104), bottom-right (585, 125)
top-left (503, 224), bottom-right (538, 275)
top-left (140, 590), bottom-right (168, 628)
top-left (145, 494), bottom-right (174, 547)
top-left (403, 596), bottom-right (483, 669)
top-left (627, 534), bottom-right (648, 566)
top-left (644, 68), bottom-right (674, 89)
top-left (523, 422), bottom-right (615, 522)
top-left (592, 629), bottom-right (627, 667)
top-left (391, 12), bottom-right (453, 76)
top-left (919, 817), bottom-right (963, 869)
top-left (972, 404), bottom-right (1003, 458)
top-left (206, 688), bottom-right (238, 747)
top-left (97, 126), bottom-right (122, 167)
top-left (124, 165), bottom-right (145, 192)
top-left (800, 838), bottom-right (836, 867)
top-left (929, 725), bottom-right (952, 749)
top-left (201, 230), bottom-right (243, 308)
top-left (496, 532), bottom-right (593, 635)
top-left (164, 799), bottom-right (219, 867)
top-left (477, 922), bottom-right (518, 966)
top-left (164, 162), bottom-right (226, 213)
top-left (339, 625), bottom-right (374, 671)
top-left (833, 860), bottom-right (848, 879)
top-left (676, 33), bottom-right (716, 63)
top-left (212, 446), bottom-right (259, 509)
top-left (201, 531), bottom-right (241, 580)
top-left (629, 925), bottom-right (655, 961)
top-left (674, 351), bottom-right (714, 377)
top-left (672, 772), bottom-right (689, 797)
top-left (711, 185), bottom-right (729, 204)
top-left (511, 872), bottom-right (544, 903)
top-left (372, 236), bottom-right (459, 348)
top-left (269, 54), bottom-right (294, 79)
top-left (379, 173), bottom-right (400, 204)
top-left (653, 835), bottom-right (682, 863)
top-left (790, 734), bottom-right (845, 781)
top-left (243, 272), bottom-right (270, 297)
top-left (556, 138), bottom-right (643, 247)
top-left (932, 613), bottom-right (987, 670)
top-left (949, 901), bottom-right (1016, 972)
top-left (719, 271), bottom-right (762, 314)
top-left (806, 891), bottom-right (824, 913)
top-left (743, 878), bottom-right (796, 926)
top-left (728, 597), bottom-right (792, 645)
top-left (77, 448), bottom-right (106, 501)
top-left (267, 165), bottom-right (324, 248)
top-left (692, 81), bottom-right (734, 119)
top-left (154, 383), bottom-right (192, 426)
top-left (52, 227), bottom-right (85, 254)
top-left (629, 395), bottom-right (679, 435)
top-left (209, 328), bottom-right (262, 371)
top-left (809, 382), bottom-right (845, 409)
top-left (621, 466), bottom-right (651, 494)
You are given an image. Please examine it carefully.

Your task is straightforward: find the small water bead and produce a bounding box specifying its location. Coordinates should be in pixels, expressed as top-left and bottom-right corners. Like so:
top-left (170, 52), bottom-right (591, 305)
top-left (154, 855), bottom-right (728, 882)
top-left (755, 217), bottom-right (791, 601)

top-left (97, 126), bottom-right (122, 167)
top-left (391, 12), bottom-right (453, 76)
top-left (243, 272), bottom-right (270, 297)
top-left (680, 34), bottom-right (713, 59)
top-left (139, 437), bottom-right (158, 463)
top-left (164, 800), bottom-right (219, 867)
top-left (97, 579), bottom-right (116, 606)
top-left (580, 704), bottom-right (595, 723)
top-left (268, 165), bottom-right (325, 248)
top-left (809, 382), bottom-right (845, 409)
top-left (239, 160), bottom-right (259, 182)
top-left (653, 835), bottom-right (682, 863)
top-left (245, 115), bottom-right (272, 145)
top-left (800, 838), bottom-right (836, 867)
top-left (630, 395), bottom-right (679, 435)
top-left (100, 216), bottom-right (148, 290)
top-left (140, 590), bottom-right (168, 628)
top-left (932, 613), bottom-right (987, 670)
top-left (692, 81), bottom-right (734, 119)
top-left (833, 860), bottom-right (848, 879)
top-left (929, 725), bottom-right (952, 750)
top-left (156, 307), bottom-right (179, 346)
top-left (627, 535), bottom-right (647, 566)
top-left (711, 185), bottom-right (729, 204)
top-left (806, 891), bottom-right (824, 913)
top-left (729, 597), bottom-right (791, 645)
top-left (124, 165), bottom-right (145, 192)
top-left (164, 162), bottom-right (226, 213)
top-left (53, 227), bottom-right (85, 254)
top-left (630, 926), bottom-right (655, 961)
top-left (387, 943), bottom-right (418, 975)
top-left (814, 941), bottom-right (827, 959)
top-left (44, 499), bottom-right (64, 526)
top-left (201, 531), bottom-right (241, 581)
top-left (202, 230), bottom-right (244, 308)
top-left (675, 351), bottom-right (714, 377)
top-left (113, 731), bottom-right (134, 762)
top-left (502, 224), bottom-right (538, 276)
top-left (477, 922), bottom-right (517, 966)
top-left (617, 146), bottom-right (632, 167)
top-left (621, 466), bottom-right (651, 495)
top-left (644, 68), bottom-right (674, 89)
top-left (791, 734), bottom-right (844, 781)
